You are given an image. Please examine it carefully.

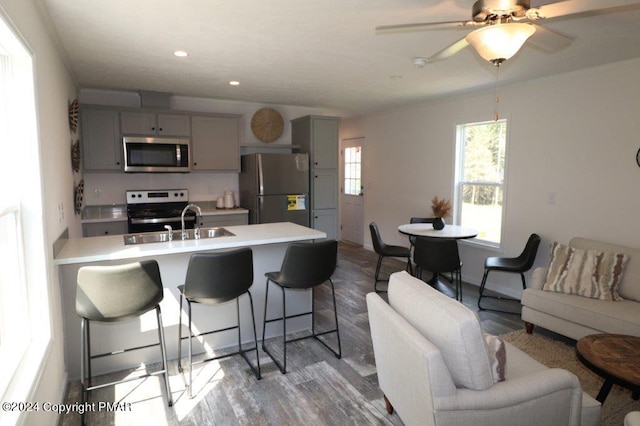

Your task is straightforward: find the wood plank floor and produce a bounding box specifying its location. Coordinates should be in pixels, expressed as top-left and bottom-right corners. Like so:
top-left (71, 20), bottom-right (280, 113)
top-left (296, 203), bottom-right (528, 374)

top-left (60, 241), bottom-right (529, 425)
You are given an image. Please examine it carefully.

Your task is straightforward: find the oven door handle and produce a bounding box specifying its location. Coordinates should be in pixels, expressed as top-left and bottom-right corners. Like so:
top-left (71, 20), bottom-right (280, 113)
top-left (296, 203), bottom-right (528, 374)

top-left (130, 216), bottom-right (195, 225)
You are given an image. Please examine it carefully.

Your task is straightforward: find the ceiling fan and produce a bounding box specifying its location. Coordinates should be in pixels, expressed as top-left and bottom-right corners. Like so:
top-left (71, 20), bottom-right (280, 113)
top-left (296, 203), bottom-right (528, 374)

top-left (377, 0), bottom-right (640, 66)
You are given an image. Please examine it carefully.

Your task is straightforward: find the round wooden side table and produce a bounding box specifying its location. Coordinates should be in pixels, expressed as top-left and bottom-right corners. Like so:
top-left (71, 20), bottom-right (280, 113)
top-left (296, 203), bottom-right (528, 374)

top-left (576, 333), bottom-right (640, 403)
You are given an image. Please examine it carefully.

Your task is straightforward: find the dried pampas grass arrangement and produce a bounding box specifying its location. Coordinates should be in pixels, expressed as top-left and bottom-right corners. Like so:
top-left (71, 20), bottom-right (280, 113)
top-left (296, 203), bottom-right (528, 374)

top-left (431, 196), bottom-right (451, 218)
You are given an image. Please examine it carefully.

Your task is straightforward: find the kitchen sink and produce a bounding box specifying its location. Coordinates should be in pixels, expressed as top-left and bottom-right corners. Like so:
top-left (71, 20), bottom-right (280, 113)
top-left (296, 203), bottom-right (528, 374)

top-left (123, 227), bottom-right (235, 245)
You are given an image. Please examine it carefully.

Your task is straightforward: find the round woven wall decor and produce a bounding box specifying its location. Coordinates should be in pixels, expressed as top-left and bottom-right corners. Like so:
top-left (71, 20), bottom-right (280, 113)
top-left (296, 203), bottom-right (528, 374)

top-left (251, 108), bottom-right (284, 143)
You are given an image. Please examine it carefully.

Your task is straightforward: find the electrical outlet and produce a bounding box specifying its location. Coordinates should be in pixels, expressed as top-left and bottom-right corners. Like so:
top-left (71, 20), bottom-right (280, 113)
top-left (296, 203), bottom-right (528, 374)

top-left (94, 188), bottom-right (102, 198)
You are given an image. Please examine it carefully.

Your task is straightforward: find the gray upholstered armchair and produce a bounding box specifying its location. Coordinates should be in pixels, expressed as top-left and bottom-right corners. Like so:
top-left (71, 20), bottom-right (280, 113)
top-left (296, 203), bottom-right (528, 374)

top-left (366, 271), bottom-right (600, 426)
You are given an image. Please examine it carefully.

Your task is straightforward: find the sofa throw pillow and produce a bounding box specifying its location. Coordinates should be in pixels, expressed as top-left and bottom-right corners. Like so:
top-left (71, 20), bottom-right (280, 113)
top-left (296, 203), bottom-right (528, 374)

top-left (543, 242), bottom-right (628, 301)
top-left (483, 333), bottom-right (506, 383)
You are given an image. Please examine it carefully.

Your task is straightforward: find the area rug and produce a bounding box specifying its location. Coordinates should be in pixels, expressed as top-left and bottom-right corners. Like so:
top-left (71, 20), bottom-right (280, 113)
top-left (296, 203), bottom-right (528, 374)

top-left (501, 330), bottom-right (640, 426)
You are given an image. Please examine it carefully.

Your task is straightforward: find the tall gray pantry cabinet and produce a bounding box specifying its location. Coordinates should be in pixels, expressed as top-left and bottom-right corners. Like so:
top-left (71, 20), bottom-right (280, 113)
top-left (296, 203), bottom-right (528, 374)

top-left (291, 115), bottom-right (340, 241)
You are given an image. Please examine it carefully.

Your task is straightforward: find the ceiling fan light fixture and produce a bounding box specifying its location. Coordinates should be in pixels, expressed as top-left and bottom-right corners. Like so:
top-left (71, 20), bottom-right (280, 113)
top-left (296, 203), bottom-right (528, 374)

top-left (465, 22), bottom-right (535, 64)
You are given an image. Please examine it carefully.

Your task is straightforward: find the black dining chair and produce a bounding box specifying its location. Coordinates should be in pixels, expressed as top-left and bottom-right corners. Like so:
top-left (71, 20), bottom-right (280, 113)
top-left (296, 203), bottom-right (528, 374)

top-left (370, 222), bottom-right (412, 292)
top-left (262, 240), bottom-right (341, 374)
top-left (76, 260), bottom-right (173, 424)
top-left (413, 236), bottom-right (463, 301)
top-left (408, 217), bottom-right (436, 250)
top-left (178, 248), bottom-right (261, 397)
top-left (407, 217), bottom-right (457, 282)
top-left (477, 233), bottom-right (541, 314)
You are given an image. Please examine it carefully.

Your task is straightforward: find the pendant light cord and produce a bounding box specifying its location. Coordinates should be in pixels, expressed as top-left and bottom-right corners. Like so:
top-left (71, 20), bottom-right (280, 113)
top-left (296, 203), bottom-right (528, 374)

top-left (494, 62), bottom-right (501, 121)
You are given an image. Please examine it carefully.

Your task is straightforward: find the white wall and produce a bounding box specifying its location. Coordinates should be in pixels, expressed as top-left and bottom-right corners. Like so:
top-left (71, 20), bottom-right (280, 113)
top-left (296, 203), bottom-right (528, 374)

top-left (79, 89), bottom-right (344, 205)
top-left (340, 59), bottom-right (640, 298)
top-left (0, 0), bottom-right (78, 424)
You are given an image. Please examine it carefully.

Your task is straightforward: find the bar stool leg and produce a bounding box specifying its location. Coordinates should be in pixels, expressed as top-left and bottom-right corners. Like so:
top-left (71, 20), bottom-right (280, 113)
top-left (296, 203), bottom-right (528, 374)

top-left (187, 300), bottom-right (193, 398)
top-left (177, 293), bottom-right (183, 373)
top-left (246, 291), bottom-right (261, 379)
top-left (281, 285), bottom-right (287, 373)
top-left (86, 320), bottom-right (92, 393)
top-left (155, 306), bottom-right (172, 406)
top-left (79, 318), bottom-right (88, 426)
top-left (261, 280), bottom-right (270, 351)
top-left (329, 279), bottom-right (342, 358)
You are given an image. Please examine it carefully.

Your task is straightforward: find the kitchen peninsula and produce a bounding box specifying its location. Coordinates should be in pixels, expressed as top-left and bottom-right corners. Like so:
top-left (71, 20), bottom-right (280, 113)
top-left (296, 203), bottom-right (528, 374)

top-left (55, 222), bottom-right (325, 378)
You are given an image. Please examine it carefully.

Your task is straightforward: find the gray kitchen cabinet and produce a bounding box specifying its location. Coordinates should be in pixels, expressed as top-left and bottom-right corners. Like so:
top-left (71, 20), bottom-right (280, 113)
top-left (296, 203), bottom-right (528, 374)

top-left (291, 115), bottom-right (340, 239)
top-left (312, 169), bottom-right (338, 209)
top-left (82, 221), bottom-right (128, 237)
top-left (121, 111), bottom-right (191, 137)
top-left (81, 107), bottom-right (122, 171)
top-left (191, 115), bottom-right (240, 171)
top-left (199, 213), bottom-right (248, 228)
top-left (312, 209), bottom-right (338, 241)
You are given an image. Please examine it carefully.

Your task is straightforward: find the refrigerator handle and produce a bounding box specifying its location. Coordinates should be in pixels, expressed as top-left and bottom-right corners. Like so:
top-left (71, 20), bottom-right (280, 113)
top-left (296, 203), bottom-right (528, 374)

top-left (257, 154), bottom-right (264, 195)
top-left (257, 196), bottom-right (263, 223)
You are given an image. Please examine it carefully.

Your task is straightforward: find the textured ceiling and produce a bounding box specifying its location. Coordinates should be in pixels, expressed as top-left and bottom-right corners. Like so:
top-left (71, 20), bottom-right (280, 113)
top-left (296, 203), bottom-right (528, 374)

top-left (38, 0), bottom-right (640, 116)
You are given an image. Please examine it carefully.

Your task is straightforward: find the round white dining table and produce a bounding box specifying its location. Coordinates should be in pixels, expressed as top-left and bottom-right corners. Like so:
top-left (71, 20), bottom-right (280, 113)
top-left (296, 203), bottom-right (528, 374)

top-left (398, 223), bottom-right (478, 240)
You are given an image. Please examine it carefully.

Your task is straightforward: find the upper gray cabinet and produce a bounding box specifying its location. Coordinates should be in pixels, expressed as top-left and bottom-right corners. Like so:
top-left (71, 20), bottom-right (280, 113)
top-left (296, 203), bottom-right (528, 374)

top-left (81, 107), bottom-right (122, 171)
top-left (80, 105), bottom-right (240, 173)
top-left (292, 115), bottom-right (339, 170)
top-left (191, 115), bottom-right (240, 172)
top-left (120, 111), bottom-right (191, 137)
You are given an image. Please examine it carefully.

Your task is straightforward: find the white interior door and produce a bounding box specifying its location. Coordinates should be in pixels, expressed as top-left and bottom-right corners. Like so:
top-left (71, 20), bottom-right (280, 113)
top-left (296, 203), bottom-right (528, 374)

top-left (340, 137), bottom-right (364, 245)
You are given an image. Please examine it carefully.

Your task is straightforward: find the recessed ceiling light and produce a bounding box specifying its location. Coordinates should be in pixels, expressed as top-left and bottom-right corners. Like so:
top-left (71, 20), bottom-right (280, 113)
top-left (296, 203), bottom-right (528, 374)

top-left (174, 50), bottom-right (189, 57)
top-left (390, 75), bottom-right (403, 80)
top-left (229, 81), bottom-right (240, 86)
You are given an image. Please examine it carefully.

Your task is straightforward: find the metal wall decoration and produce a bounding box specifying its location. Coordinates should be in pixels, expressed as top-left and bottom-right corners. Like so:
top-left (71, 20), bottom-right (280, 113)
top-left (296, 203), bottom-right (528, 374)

top-left (69, 98), bottom-right (82, 215)
top-left (71, 139), bottom-right (81, 173)
top-left (74, 179), bottom-right (84, 215)
top-left (68, 99), bottom-right (79, 133)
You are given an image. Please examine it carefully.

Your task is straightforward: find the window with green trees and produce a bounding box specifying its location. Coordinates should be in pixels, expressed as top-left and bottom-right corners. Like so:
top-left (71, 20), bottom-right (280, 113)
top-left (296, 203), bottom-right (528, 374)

top-left (454, 119), bottom-right (507, 246)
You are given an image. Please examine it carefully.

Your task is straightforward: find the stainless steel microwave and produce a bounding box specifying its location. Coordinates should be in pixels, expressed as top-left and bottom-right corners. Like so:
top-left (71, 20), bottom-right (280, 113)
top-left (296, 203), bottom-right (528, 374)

top-left (123, 136), bottom-right (191, 173)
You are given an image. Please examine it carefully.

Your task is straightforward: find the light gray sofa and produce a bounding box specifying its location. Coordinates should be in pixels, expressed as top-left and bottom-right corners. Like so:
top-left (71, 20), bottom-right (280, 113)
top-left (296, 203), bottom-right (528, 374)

top-left (367, 271), bottom-right (600, 426)
top-left (626, 412), bottom-right (640, 426)
top-left (522, 237), bottom-right (640, 340)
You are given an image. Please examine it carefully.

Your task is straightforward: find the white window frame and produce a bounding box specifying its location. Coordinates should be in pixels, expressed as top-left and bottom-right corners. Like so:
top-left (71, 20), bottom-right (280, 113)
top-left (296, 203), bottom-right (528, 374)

top-left (0, 9), bottom-right (52, 412)
top-left (343, 145), bottom-right (362, 196)
top-left (454, 118), bottom-right (509, 249)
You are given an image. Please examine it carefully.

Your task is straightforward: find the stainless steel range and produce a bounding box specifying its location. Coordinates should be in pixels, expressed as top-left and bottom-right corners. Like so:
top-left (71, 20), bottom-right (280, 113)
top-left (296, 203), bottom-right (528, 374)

top-left (126, 189), bottom-right (196, 233)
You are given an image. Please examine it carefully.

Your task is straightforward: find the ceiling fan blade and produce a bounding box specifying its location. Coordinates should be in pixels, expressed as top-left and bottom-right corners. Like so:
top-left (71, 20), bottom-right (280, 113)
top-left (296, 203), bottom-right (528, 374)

top-left (530, 0), bottom-right (640, 20)
top-left (375, 20), bottom-right (475, 35)
top-left (527, 23), bottom-right (572, 52)
top-left (427, 37), bottom-right (470, 63)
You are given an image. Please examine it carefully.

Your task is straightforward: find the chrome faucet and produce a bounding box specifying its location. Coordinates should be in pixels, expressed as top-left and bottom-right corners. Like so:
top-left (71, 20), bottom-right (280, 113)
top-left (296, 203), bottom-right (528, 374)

top-left (181, 204), bottom-right (202, 240)
top-left (164, 224), bottom-right (173, 241)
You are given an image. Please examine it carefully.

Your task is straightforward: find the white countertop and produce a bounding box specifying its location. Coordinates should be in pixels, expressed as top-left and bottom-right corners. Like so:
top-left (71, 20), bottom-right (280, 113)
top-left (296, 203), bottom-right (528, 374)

top-left (55, 222), bottom-right (325, 265)
top-left (81, 202), bottom-right (248, 223)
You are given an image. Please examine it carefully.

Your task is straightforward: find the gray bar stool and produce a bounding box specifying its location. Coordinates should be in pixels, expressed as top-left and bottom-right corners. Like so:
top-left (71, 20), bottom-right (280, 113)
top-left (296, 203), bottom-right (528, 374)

top-left (76, 260), bottom-right (173, 419)
top-left (178, 248), bottom-right (261, 398)
top-left (262, 239), bottom-right (341, 374)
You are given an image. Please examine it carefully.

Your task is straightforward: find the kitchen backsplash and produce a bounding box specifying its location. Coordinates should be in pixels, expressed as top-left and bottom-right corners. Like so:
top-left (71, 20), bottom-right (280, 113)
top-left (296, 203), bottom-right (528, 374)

top-left (83, 172), bottom-right (239, 205)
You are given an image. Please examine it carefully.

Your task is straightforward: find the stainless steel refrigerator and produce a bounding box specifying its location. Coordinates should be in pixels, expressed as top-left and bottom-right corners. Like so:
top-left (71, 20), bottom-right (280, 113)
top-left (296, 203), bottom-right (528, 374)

top-left (239, 153), bottom-right (310, 226)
